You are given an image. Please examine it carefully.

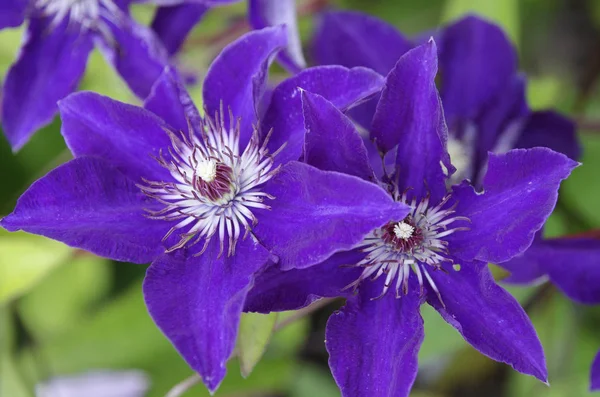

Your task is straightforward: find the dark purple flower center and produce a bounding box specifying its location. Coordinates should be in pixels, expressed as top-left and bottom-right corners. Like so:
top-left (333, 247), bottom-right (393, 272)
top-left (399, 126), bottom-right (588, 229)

top-left (380, 218), bottom-right (424, 252)
top-left (192, 161), bottom-right (234, 202)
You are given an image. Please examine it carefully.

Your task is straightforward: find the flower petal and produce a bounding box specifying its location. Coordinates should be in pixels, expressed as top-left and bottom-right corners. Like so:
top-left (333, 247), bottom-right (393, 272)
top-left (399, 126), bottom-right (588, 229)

top-left (0, 0), bottom-right (27, 29)
top-left (496, 236), bottom-right (546, 284)
top-left (592, 351), bottom-right (600, 391)
top-left (1, 17), bottom-right (93, 151)
top-left (427, 261), bottom-right (547, 382)
top-left (302, 90), bottom-right (375, 181)
top-left (59, 92), bottom-right (173, 183)
top-left (326, 281), bottom-right (424, 397)
top-left (448, 148), bottom-right (578, 264)
top-left (516, 111), bottom-right (581, 161)
top-left (439, 15), bottom-right (517, 125)
top-left (264, 65), bottom-right (384, 165)
top-left (143, 238), bottom-right (269, 393)
top-left (245, 250), bottom-right (364, 313)
top-left (98, 14), bottom-right (170, 99)
top-left (371, 39), bottom-right (450, 202)
top-left (151, 4), bottom-right (208, 56)
top-left (248, 0), bottom-right (306, 72)
top-left (311, 10), bottom-right (412, 76)
top-left (253, 161), bottom-right (409, 270)
top-left (144, 67), bottom-right (202, 135)
top-left (203, 25), bottom-right (287, 148)
top-left (0, 157), bottom-right (167, 264)
top-left (538, 238), bottom-right (600, 304)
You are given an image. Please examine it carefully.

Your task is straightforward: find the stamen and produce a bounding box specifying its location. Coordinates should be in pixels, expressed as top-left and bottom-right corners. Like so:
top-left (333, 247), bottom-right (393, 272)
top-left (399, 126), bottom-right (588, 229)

top-left (138, 107), bottom-right (283, 257)
top-left (346, 191), bottom-right (468, 304)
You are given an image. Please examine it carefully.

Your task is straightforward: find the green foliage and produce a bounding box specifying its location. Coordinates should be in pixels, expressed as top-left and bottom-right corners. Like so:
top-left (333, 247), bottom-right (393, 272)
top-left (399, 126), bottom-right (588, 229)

top-left (236, 312), bottom-right (279, 377)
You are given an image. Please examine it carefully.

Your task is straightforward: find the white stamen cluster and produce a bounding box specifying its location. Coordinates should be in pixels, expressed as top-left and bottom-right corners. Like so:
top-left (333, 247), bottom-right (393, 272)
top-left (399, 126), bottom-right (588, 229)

top-left (393, 222), bottom-right (414, 240)
top-left (35, 0), bottom-right (118, 32)
top-left (348, 192), bottom-right (469, 304)
top-left (140, 109), bottom-right (283, 257)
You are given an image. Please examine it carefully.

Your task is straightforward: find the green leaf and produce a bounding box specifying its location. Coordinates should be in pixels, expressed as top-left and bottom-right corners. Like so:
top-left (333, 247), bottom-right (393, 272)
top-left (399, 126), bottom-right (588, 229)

top-left (236, 312), bottom-right (278, 377)
top-left (442, 0), bottom-right (520, 46)
top-left (18, 253), bottom-right (111, 341)
top-left (0, 231), bottom-right (72, 304)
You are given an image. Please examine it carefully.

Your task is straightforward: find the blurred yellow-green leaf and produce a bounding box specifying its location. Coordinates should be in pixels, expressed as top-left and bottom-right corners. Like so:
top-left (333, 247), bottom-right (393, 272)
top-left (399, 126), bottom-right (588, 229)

top-left (442, 0), bottom-right (520, 45)
top-left (0, 231), bottom-right (72, 304)
top-left (236, 311), bottom-right (278, 377)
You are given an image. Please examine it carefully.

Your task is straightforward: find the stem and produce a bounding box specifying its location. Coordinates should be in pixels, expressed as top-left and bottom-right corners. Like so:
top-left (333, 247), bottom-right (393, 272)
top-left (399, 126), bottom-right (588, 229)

top-left (165, 373), bottom-right (201, 397)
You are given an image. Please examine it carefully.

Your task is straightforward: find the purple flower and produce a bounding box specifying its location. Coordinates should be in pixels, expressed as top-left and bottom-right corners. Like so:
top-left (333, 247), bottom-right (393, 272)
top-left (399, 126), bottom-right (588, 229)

top-left (0, 26), bottom-right (408, 392)
top-left (150, 0), bottom-right (305, 72)
top-left (312, 11), bottom-right (600, 387)
top-left (246, 40), bottom-right (578, 396)
top-left (36, 370), bottom-right (149, 397)
top-left (0, 0), bottom-right (172, 151)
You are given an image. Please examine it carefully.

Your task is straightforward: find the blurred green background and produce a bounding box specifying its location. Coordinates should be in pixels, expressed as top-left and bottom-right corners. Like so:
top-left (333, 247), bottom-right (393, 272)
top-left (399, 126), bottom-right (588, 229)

top-left (1, 0), bottom-right (600, 396)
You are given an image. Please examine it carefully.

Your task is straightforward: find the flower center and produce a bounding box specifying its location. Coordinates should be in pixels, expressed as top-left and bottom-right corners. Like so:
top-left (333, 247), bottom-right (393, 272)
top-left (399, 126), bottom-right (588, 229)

top-left (139, 109), bottom-right (282, 257)
top-left (382, 219), bottom-right (423, 252)
top-left (35, 0), bottom-right (117, 32)
top-left (347, 192), bottom-right (469, 302)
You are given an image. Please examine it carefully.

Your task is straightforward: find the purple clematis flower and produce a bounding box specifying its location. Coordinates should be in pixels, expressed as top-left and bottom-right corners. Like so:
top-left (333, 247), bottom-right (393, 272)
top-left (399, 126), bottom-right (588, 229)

top-left (150, 0), bottom-right (305, 73)
top-left (245, 40), bottom-right (578, 396)
top-left (0, 26), bottom-right (408, 392)
top-left (0, 0), bottom-right (172, 151)
top-left (312, 11), bottom-right (600, 384)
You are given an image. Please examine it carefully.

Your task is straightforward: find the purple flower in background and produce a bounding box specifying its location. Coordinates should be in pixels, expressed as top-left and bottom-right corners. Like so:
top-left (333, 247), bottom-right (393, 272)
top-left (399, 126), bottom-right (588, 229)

top-left (150, 0), bottom-right (305, 73)
top-left (1, 26), bottom-right (406, 392)
top-left (36, 370), bottom-right (149, 397)
top-left (246, 40), bottom-right (578, 397)
top-left (0, 0), bottom-right (172, 150)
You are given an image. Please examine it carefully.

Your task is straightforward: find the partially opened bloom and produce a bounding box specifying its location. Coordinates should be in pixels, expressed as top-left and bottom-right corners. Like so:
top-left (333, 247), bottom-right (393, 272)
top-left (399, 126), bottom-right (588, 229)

top-left (0, 26), bottom-right (408, 392)
top-left (246, 40), bottom-right (578, 396)
top-left (0, 0), bottom-right (172, 150)
top-left (150, 0), bottom-right (305, 73)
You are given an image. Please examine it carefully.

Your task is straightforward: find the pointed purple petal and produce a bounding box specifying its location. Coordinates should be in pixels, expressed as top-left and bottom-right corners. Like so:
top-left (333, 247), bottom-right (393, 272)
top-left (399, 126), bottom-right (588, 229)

top-left (497, 240), bottom-right (546, 284)
top-left (326, 281), bottom-right (424, 397)
top-left (302, 90), bottom-right (375, 181)
top-left (371, 39), bottom-right (450, 202)
top-left (203, 25), bottom-right (287, 148)
top-left (428, 261), bottom-right (547, 382)
top-left (59, 92), bottom-right (173, 183)
top-left (143, 238), bottom-right (269, 393)
top-left (439, 15), bottom-right (517, 125)
top-left (143, 67), bottom-right (202, 135)
top-left (0, 157), bottom-right (167, 264)
top-left (312, 10), bottom-right (412, 76)
top-left (248, 0), bottom-right (306, 73)
top-left (516, 111), bottom-right (581, 161)
top-left (99, 15), bottom-right (171, 99)
top-left (2, 18), bottom-right (93, 151)
top-left (592, 351), bottom-right (600, 391)
top-left (264, 65), bottom-right (384, 165)
top-left (538, 238), bottom-right (600, 304)
top-left (151, 4), bottom-right (208, 56)
top-left (0, 0), bottom-right (27, 29)
top-left (254, 161), bottom-right (409, 270)
top-left (448, 148), bottom-right (578, 264)
top-left (245, 250), bottom-right (364, 313)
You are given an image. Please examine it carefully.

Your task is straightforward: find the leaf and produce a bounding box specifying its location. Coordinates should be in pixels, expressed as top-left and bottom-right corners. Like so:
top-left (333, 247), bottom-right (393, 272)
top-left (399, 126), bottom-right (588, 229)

top-left (442, 0), bottom-right (520, 46)
top-left (236, 312), bottom-right (278, 377)
top-left (0, 230), bottom-right (72, 304)
top-left (18, 253), bottom-right (111, 341)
